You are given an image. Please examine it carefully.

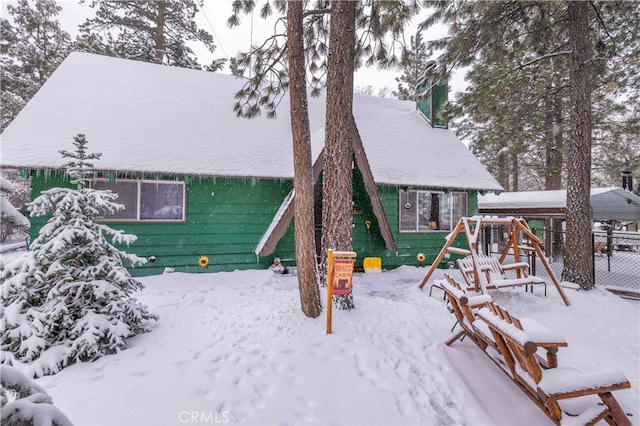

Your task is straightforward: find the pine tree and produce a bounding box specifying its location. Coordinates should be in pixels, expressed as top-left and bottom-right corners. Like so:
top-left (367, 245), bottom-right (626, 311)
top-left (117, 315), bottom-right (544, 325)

top-left (321, 0), bottom-right (358, 310)
top-left (287, 0), bottom-right (321, 318)
top-left (421, 0), bottom-right (638, 193)
top-left (0, 134), bottom-right (158, 377)
top-left (420, 0), bottom-right (639, 288)
top-left (1, 365), bottom-right (72, 425)
top-left (0, 176), bottom-right (30, 243)
top-left (0, 0), bottom-right (72, 131)
top-left (76, 0), bottom-right (225, 70)
top-left (228, 1), bottom-right (419, 313)
top-left (592, 114), bottom-right (640, 188)
top-left (227, 1), bottom-right (421, 118)
top-left (393, 31), bottom-right (428, 101)
top-left (563, 1), bottom-right (594, 288)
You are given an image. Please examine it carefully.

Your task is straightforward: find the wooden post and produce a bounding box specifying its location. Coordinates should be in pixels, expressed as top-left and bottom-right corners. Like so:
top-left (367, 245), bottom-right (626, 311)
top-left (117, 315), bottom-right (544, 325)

top-left (514, 219), bottom-right (570, 306)
top-left (511, 223), bottom-right (522, 277)
top-left (462, 217), bottom-right (483, 292)
top-left (326, 249), bottom-right (334, 334)
top-left (419, 219), bottom-right (465, 289)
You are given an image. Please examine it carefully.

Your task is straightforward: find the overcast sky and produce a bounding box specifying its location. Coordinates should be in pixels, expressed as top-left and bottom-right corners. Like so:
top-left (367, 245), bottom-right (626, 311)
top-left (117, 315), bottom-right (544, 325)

top-left (198, 1), bottom-right (466, 94)
top-left (1, 0), bottom-right (467, 95)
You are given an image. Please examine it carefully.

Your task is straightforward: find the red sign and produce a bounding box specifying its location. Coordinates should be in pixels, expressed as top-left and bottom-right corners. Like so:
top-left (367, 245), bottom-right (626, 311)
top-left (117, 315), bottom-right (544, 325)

top-left (332, 259), bottom-right (355, 295)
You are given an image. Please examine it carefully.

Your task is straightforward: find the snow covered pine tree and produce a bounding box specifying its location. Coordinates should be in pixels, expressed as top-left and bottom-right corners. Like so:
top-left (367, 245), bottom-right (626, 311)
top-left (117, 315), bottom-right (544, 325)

top-left (0, 134), bottom-right (158, 377)
top-left (1, 364), bottom-right (72, 425)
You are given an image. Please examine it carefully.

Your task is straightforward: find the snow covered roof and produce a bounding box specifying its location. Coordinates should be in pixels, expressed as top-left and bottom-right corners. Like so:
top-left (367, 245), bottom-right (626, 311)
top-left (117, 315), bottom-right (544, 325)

top-left (479, 187), bottom-right (640, 221)
top-left (1, 52), bottom-right (502, 191)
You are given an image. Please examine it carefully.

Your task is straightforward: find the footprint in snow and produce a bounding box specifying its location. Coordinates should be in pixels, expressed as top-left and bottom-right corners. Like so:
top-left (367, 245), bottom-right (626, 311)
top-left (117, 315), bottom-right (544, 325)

top-left (132, 369), bottom-right (151, 377)
top-left (298, 396), bottom-right (318, 408)
top-left (205, 367), bottom-right (223, 378)
top-left (294, 409), bottom-right (317, 424)
top-left (247, 365), bottom-right (265, 376)
top-left (196, 387), bottom-right (215, 401)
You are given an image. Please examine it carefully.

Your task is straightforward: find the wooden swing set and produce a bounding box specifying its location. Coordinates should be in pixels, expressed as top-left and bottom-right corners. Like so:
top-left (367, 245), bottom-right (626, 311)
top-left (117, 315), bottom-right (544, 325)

top-left (419, 216), bottom-right (570, 306)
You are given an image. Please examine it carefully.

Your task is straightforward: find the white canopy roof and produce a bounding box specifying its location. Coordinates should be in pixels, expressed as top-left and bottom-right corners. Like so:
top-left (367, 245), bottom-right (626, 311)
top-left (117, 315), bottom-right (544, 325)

top-left (1, 52), bottom-right (502, 192)
top-left (479, 187), bottom-right (640, 221)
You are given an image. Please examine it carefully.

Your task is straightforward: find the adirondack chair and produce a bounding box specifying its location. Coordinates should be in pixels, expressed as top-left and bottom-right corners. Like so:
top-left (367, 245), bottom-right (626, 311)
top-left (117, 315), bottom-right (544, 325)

top-left (440, 274), bottom-right (494, 349)
top-left (443, 274), bottom-right (562, 369)
top-left (457, 254), bottom-right (547, 295)
top-left (477, 303), bottom-right (632, 426)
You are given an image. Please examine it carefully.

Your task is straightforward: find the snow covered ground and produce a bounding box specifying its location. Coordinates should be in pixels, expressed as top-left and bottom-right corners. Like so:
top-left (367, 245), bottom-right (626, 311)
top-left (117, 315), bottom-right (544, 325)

top-left (18, 265), bottom-right (637, 426)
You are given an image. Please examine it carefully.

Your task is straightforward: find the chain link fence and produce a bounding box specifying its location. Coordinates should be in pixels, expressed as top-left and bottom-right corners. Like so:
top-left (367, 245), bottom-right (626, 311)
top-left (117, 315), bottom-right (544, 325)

top-left (480, 225), bottom-right (640, 291)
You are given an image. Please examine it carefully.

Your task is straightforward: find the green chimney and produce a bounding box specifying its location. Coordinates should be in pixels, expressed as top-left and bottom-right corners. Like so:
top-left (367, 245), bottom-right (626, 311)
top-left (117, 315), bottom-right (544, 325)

top-left (416, 61), bottom-right (448, 128)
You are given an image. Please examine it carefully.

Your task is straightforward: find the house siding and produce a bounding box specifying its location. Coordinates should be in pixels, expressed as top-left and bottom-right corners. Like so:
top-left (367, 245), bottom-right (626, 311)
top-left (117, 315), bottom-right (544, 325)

top-left (28, 173), bottom-right (295, 276)
top-left (27, 171), bottom-right (480, 276)
top-left (349, 185), bottom-right (479, 270)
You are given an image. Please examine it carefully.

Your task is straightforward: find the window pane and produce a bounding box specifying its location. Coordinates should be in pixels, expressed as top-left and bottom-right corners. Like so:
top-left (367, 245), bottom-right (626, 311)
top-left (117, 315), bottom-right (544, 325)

top-left (400, 190), bottom-right (462, 232)
top-left (140, 181), bottom-right (184, 220)
top-left (399, 190), bottom-right (417, 231)
top-left (451, 192), bottom-right (468, 226)
top-left (94, 180), bottom-right (138, 220)
top-left (417, 191), bottom-right (432, 231)
top-left (439, 193), bottom-right (451, 231)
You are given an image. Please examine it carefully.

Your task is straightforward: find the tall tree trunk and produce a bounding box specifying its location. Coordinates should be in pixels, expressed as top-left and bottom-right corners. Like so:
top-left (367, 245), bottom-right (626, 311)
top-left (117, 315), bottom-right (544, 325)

top-left (550, 82), bottom-right (565, 259)
top-left (496, 143), bottom-right (509, 190)
top-left (287, 0), bottom-right (321, 318)
top-left (155, 1), bottom-right (166, 64)
top-left (541, 3), bottom-right (564, 193)
top-left (563, 1), bottom-right (594, 289)
top-left (550, 82), bottom-right (565, 190)
top-left (510, 152), bottom-right (519, 192)
top-left (544, 87), bottom-right (564, 190)
top-left (322, 0), bottom-right (356, 310)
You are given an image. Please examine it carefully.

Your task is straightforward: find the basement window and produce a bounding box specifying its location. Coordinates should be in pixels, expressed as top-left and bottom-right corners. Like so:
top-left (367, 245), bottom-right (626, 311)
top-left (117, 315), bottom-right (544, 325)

top-left (93, 179), bottom-right (185, 222)
top-left (399, 190), bottom-right (467, 232)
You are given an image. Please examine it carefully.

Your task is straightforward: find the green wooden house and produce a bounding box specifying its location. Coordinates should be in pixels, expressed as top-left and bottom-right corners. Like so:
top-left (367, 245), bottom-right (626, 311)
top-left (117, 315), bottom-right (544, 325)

top-left (0, 52), bottom-right (502, 276)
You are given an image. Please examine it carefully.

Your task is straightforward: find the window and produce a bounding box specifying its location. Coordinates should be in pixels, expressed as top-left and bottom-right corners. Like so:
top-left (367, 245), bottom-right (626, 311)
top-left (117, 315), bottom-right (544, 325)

top-left (399, 190), bottom-right (467, 232)
top-left (93, 179), bottom-right (185, 222)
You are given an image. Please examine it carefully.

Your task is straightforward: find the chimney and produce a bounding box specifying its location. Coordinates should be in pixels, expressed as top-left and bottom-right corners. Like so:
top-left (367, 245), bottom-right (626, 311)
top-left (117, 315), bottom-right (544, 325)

top-left (416, 61), bottom-right (448, 128)
top-left (622, 170), bottom-right (633, 191)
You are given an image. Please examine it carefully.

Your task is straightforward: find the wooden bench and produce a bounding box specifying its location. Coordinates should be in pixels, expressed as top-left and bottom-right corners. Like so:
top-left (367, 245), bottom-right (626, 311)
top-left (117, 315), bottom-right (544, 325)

top-left (442, 274), bottom-right (562, 369)
top-left (457, 254), bottom-right (547, 296)
top-left (440, 274), bottom-right (495, 350)
top-left (477, 303), bottom-right (631, 426)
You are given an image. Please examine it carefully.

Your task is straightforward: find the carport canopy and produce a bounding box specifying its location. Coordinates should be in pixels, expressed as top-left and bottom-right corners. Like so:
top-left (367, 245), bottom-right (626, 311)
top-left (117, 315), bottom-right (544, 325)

top-left (479, 187), bottom-right (640, 222)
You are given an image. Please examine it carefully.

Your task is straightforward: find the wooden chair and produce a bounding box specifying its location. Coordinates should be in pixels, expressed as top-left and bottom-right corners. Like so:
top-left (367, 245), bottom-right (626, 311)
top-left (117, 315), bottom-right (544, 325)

top-left (457, 254), bottom-right (547, 296)
top-left (440, 274), bottom-right (494, 350)
top-left (477, 303), bottom-right (631, 426)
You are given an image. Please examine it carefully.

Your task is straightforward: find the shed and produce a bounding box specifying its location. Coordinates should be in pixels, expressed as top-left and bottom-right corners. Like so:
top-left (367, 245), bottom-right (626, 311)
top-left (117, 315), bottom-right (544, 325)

top-left (1, 52), bottom-right (502, 275)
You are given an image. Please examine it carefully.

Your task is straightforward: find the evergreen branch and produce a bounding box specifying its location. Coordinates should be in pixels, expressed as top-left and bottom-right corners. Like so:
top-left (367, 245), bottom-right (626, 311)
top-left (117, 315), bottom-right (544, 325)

top-left (250, 32), bottom-right (287, 54)
top-left (302, 8), bottom-right (330, 18)
top-left (590, 2), bottom-right (613, 42)
top-left (515, 49), bottom-right (572, 72)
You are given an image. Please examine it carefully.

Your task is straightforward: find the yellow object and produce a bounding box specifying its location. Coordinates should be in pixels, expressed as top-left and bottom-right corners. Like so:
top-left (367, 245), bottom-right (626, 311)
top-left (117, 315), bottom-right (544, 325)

top-left (362, 219), bottom-right (381, 273)
top-left (198, 255), bottom-right (209, 268)
top-left (363, 256), bottom-right (382, 273)
top-left (417, 253), bottom-right (426, 262)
